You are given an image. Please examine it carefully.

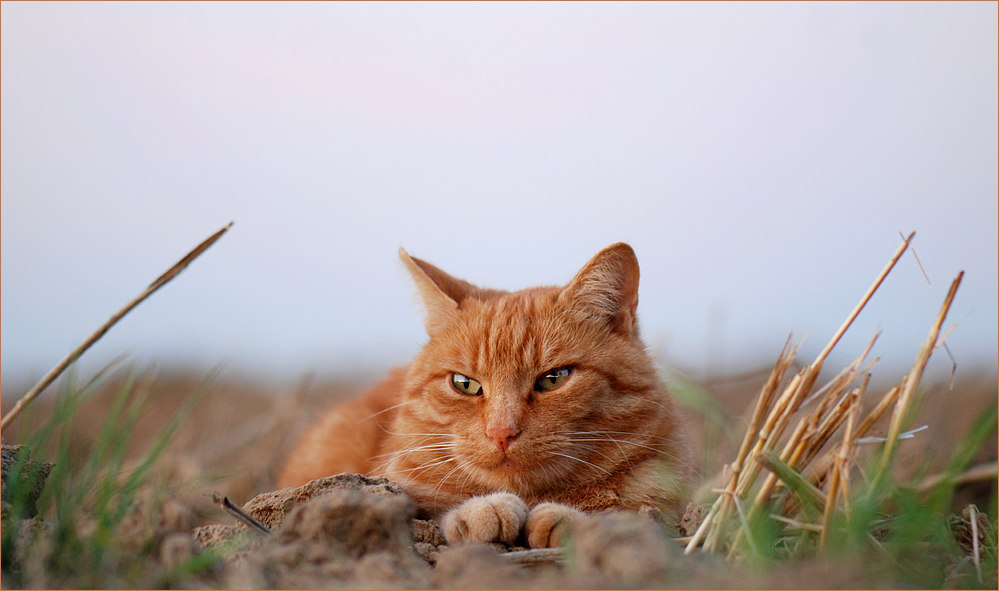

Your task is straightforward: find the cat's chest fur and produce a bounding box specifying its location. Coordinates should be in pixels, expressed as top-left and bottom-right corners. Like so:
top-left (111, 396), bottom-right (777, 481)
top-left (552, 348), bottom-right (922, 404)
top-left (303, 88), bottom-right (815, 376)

top-left (279, 243), bottom-right (693, 539)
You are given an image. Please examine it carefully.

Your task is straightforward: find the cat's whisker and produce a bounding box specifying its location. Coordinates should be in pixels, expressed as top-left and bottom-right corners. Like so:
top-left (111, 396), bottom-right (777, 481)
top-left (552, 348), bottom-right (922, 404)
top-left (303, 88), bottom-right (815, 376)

top-left (404, 457), bottom-right (454, 478)
top-left (432, 459), bottom-right (475, 507)
top-left (373, 450), bottom-right (452, 475)
top-left (374, 424), bottom-right (458, 438)
top-left (358, 399), bottom-right (415, 423)
top-left (385, 454), bottom-right (457, 489)
top-left (367, 436), bottom-right (455, 472)
top-left (640, 398), bottom-right (674, 415)
top-left (562, 430), bottom-right (683, 444)
top-left (563, 439), bottom-right (628, 469)
top-left (550, 451), bottom-right (613, 476)
top-left (458, 466), bottom-right (479, 495)
top-left (368, 436), bottom-right (456, 476)
top-left (567, 436), bottom-right (698, 474)
top-left (548, 455), bottom-right (580, 481)
top-left (368, 441), bottom-right (454, 461)
top-left (568, 436), bottom-right (662, 452)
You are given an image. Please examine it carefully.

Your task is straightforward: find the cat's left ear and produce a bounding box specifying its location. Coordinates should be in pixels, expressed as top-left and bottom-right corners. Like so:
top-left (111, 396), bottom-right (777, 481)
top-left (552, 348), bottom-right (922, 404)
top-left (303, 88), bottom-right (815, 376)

top-left (558, 243), bottom-right (640, 336)
top-left (399, 248), bottom-right (477, 336)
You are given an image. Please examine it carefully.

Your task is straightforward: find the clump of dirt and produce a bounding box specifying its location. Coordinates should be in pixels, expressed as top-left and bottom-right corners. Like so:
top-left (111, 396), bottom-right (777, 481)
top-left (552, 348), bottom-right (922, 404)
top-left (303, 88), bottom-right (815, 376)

top-left (189, 473), bottom-right (702, 589)
top-left (195, 473), bottom-right (407, 544)
top-left (227, 487), bottom-right (430, 588)
top-left (194, 474), bottom-right (449, 587)
top-left (1, 443), bottom-right (53, 520)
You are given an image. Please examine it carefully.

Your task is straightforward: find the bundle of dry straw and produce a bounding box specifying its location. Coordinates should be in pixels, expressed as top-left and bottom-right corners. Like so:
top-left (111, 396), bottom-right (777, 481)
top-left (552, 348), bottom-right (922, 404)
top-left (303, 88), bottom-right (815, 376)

top-left (684, 232), bottom-right (965, 557)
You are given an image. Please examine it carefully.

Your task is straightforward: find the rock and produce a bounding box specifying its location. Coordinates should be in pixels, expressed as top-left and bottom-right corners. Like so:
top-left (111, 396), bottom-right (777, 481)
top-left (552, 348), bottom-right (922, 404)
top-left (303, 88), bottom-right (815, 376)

top-left (412, 518), bottom-right (446, 546)
top-left (679, 501), bottom-right (707, 538)
top-left (951, 504), bottom-right (991, 556)
top-left (412, 518), bottom-right (446, 563)
top-left (1, 444), bottom-right (54, 519)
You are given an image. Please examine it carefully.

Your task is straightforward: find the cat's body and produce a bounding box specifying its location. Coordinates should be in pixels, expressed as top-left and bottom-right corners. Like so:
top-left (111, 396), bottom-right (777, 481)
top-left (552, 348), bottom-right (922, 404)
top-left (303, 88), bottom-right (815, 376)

top-left (279, 244), bottom-right (693, 547)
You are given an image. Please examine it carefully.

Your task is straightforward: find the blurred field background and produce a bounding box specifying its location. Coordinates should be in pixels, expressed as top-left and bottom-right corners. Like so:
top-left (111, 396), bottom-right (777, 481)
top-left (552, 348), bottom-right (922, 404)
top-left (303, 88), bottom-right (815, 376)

top-left (1, 360), bottom-right (995, 539)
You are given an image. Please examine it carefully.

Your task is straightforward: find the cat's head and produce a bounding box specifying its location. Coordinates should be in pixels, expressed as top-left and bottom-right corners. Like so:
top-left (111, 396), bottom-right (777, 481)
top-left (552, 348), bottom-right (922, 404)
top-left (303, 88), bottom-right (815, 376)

top-left (389, 244), bottom-right (673, 501)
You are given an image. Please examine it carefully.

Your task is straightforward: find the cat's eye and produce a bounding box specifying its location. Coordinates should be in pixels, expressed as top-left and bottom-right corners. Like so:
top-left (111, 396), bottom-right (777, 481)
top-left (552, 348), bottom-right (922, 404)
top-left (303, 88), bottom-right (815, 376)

top-left (535, 367), bottom-right (572, 392)
top-left (451, 373), bottom-right (483, 396)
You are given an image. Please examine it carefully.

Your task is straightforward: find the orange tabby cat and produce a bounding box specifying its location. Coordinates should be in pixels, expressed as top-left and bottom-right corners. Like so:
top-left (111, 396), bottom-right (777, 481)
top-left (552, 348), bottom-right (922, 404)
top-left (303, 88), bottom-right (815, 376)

top-left (278, 243), bottom-right (693, 548)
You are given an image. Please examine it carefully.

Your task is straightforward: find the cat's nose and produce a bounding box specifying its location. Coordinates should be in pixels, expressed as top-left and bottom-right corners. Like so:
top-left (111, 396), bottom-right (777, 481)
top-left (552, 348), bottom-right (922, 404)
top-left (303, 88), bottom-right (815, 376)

top-left (486, 423), bottom-right (519, 452)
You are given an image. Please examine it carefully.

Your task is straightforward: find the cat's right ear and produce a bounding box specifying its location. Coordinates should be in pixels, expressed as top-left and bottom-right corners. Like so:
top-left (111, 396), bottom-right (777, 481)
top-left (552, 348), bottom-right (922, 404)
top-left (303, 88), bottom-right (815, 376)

top-left (399, 248), bottom-right (475, 336)
top-left (558, 242), bottom-right (641, 337)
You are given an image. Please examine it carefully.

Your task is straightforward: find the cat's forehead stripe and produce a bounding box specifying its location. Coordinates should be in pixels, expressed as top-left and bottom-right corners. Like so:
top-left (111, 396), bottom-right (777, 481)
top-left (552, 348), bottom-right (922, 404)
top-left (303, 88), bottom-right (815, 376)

top-left (467, 294), bottom-right (547, 378)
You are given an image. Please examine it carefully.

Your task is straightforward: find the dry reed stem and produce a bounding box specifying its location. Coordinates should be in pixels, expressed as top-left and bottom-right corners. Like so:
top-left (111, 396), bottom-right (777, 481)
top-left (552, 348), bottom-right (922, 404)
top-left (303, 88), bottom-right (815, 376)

top-left (970, 504), bottom-right (982, 583)
top-left (774, 385), bottom-right (863, 520)
top-left (917, 460), bottom-right (999, 492)
top-left (713, 361), bottom-right (807, 552)
top-left (806, 381), bottom-right (900, 488)
top-left (684, 340), bottom-right (801, 554)
top-left (711, 488), bottom-right (759, 556)
top-left (733, 336), bottom-right (800, 482)
top-left (212, 492), bottom-right (271, 535)
top-left (688, 233), bottom-right (914, 556)
top-left (801, 330), bottom-right (879, 409)
top-left (739, 367), bottom-right (822, 519)
top-left (765, 367), bottom-right (823, 465)
top-left (762, 269), bottom-right (956, 550)
top-left (1, 223), bottom-right (233, 432)
top-left (726, 366), bottom-right (824, 557)
top-left (770, 514), bottom-right (824, 533)
top-left (756, 452), bottom-right (829, 507)
top-left (820, 390), bottom-right (860, 548)
top-left (869, 271), bottom-right (963, 494)
top-left (783, 365), bottom-right (871, 498)
top-left (773, 379), bottom-right (858, 494)
top-left (805, 388), bottom-right (857, 467)
top-left (819, 461), bottom-right (840, 549)
top-left (900, 230), bottom-right (932, 286)
top-left (736, 369), bottom-right (806, 492)
top-left (838, 391), bottom-right (863, 521)
top-left (813, 232), bottom-right (914, 365)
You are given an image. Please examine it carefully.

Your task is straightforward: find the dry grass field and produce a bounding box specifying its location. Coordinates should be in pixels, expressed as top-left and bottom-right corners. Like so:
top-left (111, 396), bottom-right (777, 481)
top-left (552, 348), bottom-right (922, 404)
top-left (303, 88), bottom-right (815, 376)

top-left (1, 357), bottom-right (995, 589)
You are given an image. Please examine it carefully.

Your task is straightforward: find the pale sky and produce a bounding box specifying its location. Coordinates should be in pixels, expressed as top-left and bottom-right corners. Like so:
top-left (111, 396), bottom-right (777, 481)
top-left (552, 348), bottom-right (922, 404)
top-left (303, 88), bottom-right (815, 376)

top-left (2, 2), bottom-right (997, 389)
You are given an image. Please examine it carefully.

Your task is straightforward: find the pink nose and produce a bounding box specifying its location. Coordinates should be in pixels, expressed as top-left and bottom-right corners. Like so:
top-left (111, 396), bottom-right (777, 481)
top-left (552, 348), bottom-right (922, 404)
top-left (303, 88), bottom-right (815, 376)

top-left (486, 423), bottom-right (519, 452)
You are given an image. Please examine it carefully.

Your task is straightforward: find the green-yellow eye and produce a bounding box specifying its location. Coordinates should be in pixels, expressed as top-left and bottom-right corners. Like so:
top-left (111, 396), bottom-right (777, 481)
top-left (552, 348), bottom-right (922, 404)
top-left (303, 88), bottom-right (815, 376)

top-left (535, 367), bottom-right (572, 392)
top-left (451, 373), bottom-right (483, 396)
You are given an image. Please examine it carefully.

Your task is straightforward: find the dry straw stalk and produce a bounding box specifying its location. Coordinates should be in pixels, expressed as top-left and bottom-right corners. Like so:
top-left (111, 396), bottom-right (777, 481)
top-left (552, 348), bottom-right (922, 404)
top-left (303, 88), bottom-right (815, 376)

top-left (684, 231), bottom-right (967, 558)
top-left (1, 222), bottom-right (233, 431)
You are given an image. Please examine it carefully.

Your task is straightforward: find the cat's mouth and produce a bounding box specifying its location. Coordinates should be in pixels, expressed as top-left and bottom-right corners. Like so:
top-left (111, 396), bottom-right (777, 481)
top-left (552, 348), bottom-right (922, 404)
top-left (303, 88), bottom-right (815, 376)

top-left (494, 457), bottom-right (519, 470)
top-left (482, 452), bottom-right (524, 474)
top-left (468, 444), bottom-right (536, 482)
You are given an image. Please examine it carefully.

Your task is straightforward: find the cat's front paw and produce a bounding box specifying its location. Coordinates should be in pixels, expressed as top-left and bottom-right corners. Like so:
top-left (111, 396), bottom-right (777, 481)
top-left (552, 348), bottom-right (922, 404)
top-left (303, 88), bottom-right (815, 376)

top-left (525, 502), bottom-right (587, 548)
top-left (442, 492), bottom-right (529, 545)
